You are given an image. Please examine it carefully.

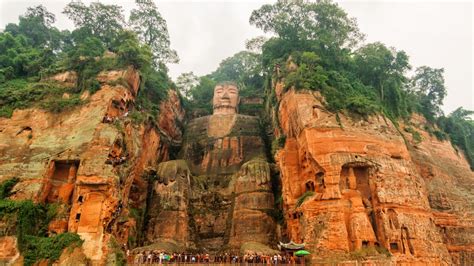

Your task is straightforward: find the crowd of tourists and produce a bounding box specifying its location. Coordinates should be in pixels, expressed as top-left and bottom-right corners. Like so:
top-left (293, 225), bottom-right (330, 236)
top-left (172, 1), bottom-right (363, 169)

top-left (129, 251), bottom-right (304, 265)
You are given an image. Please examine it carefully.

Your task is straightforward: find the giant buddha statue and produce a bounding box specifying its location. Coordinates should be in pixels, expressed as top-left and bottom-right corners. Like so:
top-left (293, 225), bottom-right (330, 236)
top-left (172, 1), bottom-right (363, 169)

top-left (145, 82), bottom-right (276, 252)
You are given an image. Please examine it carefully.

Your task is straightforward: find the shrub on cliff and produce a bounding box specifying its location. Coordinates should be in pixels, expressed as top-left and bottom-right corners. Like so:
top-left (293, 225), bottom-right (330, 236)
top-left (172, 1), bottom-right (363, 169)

top-left (23, 233), bottom-right (83, 266)
top-left (296, 191), bottom-right (314, 207)
top-left (40, 95), bottom-right (82, 113)
top-left (0, 177), bottom-right (19, 200)
top-left (0, 198), bottom-right (83, 266)
top-left (0, 79), bottom-right (83, 117)
top-left (437, 108), bottom-right (474, 170)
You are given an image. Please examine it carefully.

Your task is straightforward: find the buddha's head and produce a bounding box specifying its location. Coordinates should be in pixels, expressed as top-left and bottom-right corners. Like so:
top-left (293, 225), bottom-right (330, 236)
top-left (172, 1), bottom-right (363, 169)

top-left (212, 82), bottom-right (239, 115)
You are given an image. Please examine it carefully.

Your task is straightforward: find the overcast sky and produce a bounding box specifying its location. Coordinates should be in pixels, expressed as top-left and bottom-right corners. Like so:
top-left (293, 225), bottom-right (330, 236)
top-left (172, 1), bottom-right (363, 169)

top-left (0, 0), bottom-right (472, 113)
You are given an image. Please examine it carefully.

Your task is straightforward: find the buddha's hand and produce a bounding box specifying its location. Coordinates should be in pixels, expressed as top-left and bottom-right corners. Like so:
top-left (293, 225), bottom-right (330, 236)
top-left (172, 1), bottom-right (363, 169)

top-left (238, 158), bottom-right (271, 185)
top-left (156, 160), bottom-right (191, 185)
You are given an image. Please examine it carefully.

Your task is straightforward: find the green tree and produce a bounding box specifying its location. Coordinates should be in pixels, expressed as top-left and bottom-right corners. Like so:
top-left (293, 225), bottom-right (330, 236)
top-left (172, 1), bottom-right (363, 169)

top-left (189, 76), bottom-right (217, 113)
top-left (129, 0), bottom-right (179, 67)
top-left (285, 51), bottom-right (328, 91)
top-left (114, 31), bottom-right (152, 70)
top-left (176, 72), bottom-right (199, 99)
top-left (354, 42), bottom-right (410, 117)
top-left (437, 108), bottom-right (474, 170)
top-left (64, 36), bottom-right (105, 91)
top-left (251, 0), bottom-right (363, 75)
top-left (411, 66), bottom-right (447, 121)
top-left (245, 36), bottom-right (268, 53)
top-left (211, 51), bottom-right (264, 97)
top-left (250, 0), bottom-right (363, 49)
top-left (5, 5), bottom-right (59, 49)
top-left (0, 32), bottom-right (54, 80)
top-left (63, 1), bottom-right (125, 48)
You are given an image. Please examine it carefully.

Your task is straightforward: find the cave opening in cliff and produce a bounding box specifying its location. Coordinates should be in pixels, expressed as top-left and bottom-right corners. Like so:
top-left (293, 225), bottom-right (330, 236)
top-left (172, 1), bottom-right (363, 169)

top-left (45, 160), bottom-right (80, 204)
top-left (305, 181), bottom-right (315, 192)
top-left (362, 240), bottom-right (369, 247)
top-left (315, 172), bottom-right (325, 192)
top-left (390, 242), bottom-right (399, 252)
top-left (340, 164), bottom-right (372, 197)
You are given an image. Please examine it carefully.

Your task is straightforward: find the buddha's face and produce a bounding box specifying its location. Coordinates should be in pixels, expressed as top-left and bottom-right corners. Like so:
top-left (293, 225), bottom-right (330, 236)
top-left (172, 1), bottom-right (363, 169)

top-left (212, 83), bottom-right (239, 114)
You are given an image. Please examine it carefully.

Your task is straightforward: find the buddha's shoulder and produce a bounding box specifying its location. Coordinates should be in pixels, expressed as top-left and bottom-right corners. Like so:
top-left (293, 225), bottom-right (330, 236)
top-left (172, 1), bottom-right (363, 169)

top-left (233, 114), bottom-right (259, 124)
top-left (230, 115), bottom-right (260, 136)
top-left (187, 114), bottom-right (258, 124)
top-left (187, 115), bottom-right (211, 125)
top-left (185, 114), bottom-right (260, 137)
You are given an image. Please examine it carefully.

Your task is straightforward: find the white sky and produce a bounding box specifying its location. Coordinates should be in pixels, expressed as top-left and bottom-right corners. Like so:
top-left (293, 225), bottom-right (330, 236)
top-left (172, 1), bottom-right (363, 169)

top-left (0, 0), bottom-right (472, 113)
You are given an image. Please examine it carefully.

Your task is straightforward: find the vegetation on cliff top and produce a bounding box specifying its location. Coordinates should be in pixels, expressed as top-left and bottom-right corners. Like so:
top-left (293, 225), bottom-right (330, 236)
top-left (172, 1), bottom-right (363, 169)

top-left (0, 1), bottom-right (174, 119)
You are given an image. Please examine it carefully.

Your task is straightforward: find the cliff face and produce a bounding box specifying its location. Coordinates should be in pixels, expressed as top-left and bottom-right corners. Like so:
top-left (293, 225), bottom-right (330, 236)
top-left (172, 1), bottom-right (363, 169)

top-left (273, 87), bottom-right (473, 264)
top-left (0, 68), bottom-right (185, 264)
top-left (403, 115), bottom-right (474, 265)
top-left (0, 66), bottom-right (472, 265)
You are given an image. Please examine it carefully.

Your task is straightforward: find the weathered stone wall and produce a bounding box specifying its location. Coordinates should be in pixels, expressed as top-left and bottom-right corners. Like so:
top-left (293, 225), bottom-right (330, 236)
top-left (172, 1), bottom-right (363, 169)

top-left (401, 114), bottom-right (474, 265)
top-left (274, 88), bottom-right (459, 264)
top-left (0, 68), bottom-right (185, 265)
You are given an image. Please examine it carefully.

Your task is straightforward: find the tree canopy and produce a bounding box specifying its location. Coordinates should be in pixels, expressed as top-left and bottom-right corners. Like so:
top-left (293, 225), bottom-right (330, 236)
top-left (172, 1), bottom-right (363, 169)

top-left (129, 0), bottom-right (179, 67)
top-left (410, 66), bottom-right (447, 122)
top-left (250, 0), bottom-right (363, 49)
top-left (0, 1), bottom-right (175, 119)
top-left (63, 1), bottom-right (125, 48)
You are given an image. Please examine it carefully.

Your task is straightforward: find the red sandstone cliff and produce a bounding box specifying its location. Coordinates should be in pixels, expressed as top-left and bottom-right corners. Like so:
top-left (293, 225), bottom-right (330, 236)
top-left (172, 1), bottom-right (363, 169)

top-left (272, 85), bottom-right (473, 264)
top-left (0, 67), bottom-right (184, 265)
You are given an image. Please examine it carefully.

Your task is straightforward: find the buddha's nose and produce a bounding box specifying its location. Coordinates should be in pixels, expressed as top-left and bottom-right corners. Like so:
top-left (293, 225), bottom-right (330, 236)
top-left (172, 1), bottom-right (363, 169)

top-left (222, 91), bottom-right (230, 99)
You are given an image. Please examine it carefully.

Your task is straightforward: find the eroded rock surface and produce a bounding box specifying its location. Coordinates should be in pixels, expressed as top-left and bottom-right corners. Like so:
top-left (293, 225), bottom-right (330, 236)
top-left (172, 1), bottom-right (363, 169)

top-left (0, 68), bottom-right (184, 265)
top-left (273, 88), bottom-right (472, 264)
top-left (0, 68), bottom-right (472, 265)
top-left (402, 114), bottom-right (474, 265)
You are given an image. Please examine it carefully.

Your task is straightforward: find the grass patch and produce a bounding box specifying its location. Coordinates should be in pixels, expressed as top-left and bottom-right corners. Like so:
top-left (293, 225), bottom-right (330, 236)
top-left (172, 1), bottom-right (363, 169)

top-left (0, 177), bottom-right (19, 200)
top-left (271, 135), bottom-right (286, 156)
top-left (40, 95), bottom-right (82, 113)
top-left (0, 199), bottom-right (83, 265)
top-left (404, 126), bottom-right (422, 143)
top-left (0, 178), bottom-right (83, 266)
top-left (23, 233), bottom-right (83, 266)
top-left (108, 236), bottom-right (126, 266)
top-left (0, 79), bottom-right (85, 117)
top-left (296, 191), bottom-right (314, 207)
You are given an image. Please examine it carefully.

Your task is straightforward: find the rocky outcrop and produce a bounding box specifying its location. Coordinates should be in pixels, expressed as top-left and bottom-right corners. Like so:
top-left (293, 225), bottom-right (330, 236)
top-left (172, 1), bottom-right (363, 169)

top-left (274, 88), bottom-right (461, 264)
top-left (0, 67), bottom-right (185, 265)
top-left (145, 160), bottom-right (191, 248)
top-left (402, 114), bottom-right (474, 265)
